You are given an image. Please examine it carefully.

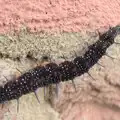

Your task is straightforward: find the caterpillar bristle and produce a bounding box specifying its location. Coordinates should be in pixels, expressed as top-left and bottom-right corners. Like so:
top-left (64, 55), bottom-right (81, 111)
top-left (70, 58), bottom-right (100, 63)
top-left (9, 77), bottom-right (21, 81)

top-left (73, 50), bottom-right (78, 57)
top-left (71, 80), bottom-right (77, 92)
top-left (17, 99), bottom-right (19, 113)
top-left (34, 91), bottom-right (40, 104)
top-left (114, 42), bottom-right (120, 45)
top-left (87, 72), bottom-right (96, 81)
top-left (55, 84), bottom-right (59, 97)
top-left (16, 68), bottom-right (22, 74)
top-left (105, 53), bottom-right (116, 60)
top-left (44, 87), bottom-right (46, 100)
top-left (96, 30), bottom-right (102, 39)
top-left (96, 62), bottom-right (105, 68)
top-left (62, 55), bottom-right (67, 60)
top-left (3, 75), bottom-right (8, 82)
top-left (41, 56), bottom-right (49, 61)
top-left (1, 103), bottom-right (4, 109)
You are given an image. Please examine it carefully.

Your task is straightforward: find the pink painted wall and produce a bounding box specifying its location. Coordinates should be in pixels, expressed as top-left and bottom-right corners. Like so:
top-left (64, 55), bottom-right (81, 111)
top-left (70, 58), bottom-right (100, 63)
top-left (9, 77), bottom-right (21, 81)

top-left (0, 0), bottom-right (120, 33)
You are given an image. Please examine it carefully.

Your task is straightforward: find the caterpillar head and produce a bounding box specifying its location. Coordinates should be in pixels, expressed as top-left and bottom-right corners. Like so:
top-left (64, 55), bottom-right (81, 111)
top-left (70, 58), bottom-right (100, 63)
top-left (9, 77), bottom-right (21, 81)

top-left (99, 25), bottom-right (120, 44)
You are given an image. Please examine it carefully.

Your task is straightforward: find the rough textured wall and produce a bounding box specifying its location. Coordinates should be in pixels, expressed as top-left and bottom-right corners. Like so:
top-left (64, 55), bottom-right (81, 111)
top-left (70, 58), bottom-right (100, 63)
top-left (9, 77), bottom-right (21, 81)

top-left (0, 0), bottom-right (120, 33)
top-left (0, 0), bottom-right (120, 120)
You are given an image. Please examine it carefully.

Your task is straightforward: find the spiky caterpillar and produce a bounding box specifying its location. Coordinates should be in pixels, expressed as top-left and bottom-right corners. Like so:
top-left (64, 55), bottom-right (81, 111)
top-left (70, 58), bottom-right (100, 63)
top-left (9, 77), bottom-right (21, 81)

top-left (0, 26), bottom-right (120, 104)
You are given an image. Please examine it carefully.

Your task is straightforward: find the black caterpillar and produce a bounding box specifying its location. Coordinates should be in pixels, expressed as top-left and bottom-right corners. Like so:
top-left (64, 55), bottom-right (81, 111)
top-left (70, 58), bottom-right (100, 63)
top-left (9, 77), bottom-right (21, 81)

top-left (0, 25), bottom-right (120, 104)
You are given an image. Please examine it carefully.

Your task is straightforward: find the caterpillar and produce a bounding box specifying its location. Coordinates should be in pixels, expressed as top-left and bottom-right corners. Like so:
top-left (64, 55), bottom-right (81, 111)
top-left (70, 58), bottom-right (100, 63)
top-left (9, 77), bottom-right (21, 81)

top-left (0, 25), bottom-right (120, 105)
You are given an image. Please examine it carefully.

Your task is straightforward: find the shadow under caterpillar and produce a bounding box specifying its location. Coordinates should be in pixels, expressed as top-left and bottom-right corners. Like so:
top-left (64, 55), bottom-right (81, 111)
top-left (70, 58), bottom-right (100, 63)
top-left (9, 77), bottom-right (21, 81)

top-left (0, 25), bottom-right (120, 107)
